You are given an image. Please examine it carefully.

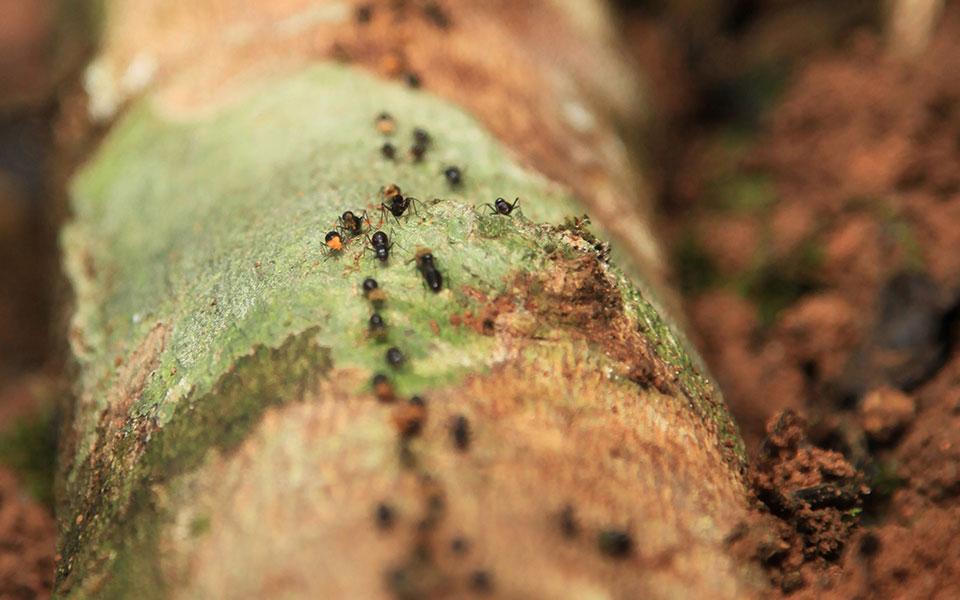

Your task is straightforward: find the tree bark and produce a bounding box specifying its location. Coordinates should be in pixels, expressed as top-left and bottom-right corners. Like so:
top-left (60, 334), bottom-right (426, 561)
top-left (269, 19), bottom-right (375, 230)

top-left (58, 1), bottom-right (758, 597)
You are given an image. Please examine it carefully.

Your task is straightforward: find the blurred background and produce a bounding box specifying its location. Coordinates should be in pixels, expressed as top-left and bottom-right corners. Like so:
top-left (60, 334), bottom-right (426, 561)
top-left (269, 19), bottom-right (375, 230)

top-left (1, 1), bottom-right (958, 597)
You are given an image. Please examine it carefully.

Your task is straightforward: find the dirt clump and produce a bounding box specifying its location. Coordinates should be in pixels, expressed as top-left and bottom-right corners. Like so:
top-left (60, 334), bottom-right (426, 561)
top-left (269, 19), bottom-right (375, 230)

top-left (638, 3), bottom-right (960, 596)
top-left (744, 411), bottom-right (867, 592)
top-left (858, 387), bottom-right (916, 444)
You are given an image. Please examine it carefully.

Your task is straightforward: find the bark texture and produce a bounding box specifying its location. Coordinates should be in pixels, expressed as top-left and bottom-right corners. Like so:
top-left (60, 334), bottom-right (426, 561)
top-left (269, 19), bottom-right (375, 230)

top-left (58, 1), bottom-right (758, 597)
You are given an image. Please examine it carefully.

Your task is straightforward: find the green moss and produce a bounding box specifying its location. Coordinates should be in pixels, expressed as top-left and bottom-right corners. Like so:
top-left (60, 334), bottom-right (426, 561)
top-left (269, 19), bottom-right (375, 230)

top-left (675, 232), bottom-right (720, 294)
top-left (739, 237), bottom-right (823, 328)
top-left (0, 406), bottom-right (58, 508)
top-left (57, 328), bottom-right (331, 598)
top-left (710, 172), bottom-right (778, 214)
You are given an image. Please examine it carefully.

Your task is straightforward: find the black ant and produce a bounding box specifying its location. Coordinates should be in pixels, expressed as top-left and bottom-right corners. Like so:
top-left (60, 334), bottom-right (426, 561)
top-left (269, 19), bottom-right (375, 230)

top-left (450, 414), bottom-right (470, 451)
top-left (413, 128), bottom-right (431, 146)
top-left (386, 346), bottom-right (405, 368)
top-left (339, 210), bottom-right (369, 237)
top-left (362, 277), bottom-right (386, 306)
top-left (468, 570), bottom-right (493, 593)
top-left (413, 247), bottom-right (443, 292)
top-left (443, 166), bottom-right (462, 188)
top-left (381, 142), bottom-right (397, 160)
top-left (367, 230), bottom-right (394, 262)
top-left (391, 396), bottom-right (426, 439)
top-left (486, 197), bottom-right (521, 216)
top-left (403, 72), bottom-right (421, 88)
top-left (374, 502), bottom-right (395, 530)
top-left (410, 128), bottom-right (431, 162)
top-left (369, 313), bottom-right (387, 340)
top-left (597, 529), bottom-right (633, 558)
top-left (380, 184), bottom-right (422, 224)
top-left (558, 504), bottom-right (579, 538)
top-left (422, 2), bottom-right (451, 30)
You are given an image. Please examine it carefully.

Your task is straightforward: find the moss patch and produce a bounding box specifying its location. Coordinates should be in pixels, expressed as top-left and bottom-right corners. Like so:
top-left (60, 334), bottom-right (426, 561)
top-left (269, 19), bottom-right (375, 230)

top-left (0, 407), bottom-right (58, 508)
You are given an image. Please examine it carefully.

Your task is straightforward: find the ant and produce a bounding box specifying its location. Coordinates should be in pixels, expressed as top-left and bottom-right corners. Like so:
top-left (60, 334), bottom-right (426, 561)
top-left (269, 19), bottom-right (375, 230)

top-left (380, 184), bottom-right (422, 224)
top-left (367, 230), bottom-right (394, 263)
top-left (450, 414), bottom-right (470, 451)
top-left (369, 313), bottom-right (387, 340)
top-left (413, 247), bottom-right (443, 292)
top-left (386, 347), bottom-right (405, 368)
top-left (375, 112), bottom-right (396, 135)
top-left (443, 166), bottom-right (463, 188)
top-left (410, 128), bottom-right (431, 162)
top-left (372, 373), bottom-right (396, 403)
top-left (403, 72), bottom-right (421, 89)
top-left (486, 197), bottom-right (521, 216)
top-left (323, 230), bottom-right (345, 257)
top-left (381, 142), bottom-right (397, 160)
top-left (391, 396), bottom-right (426, 439)
top-left (339, 210), bottom-right (369, 238)
top-left (362, 277), bottom-right (387, 306)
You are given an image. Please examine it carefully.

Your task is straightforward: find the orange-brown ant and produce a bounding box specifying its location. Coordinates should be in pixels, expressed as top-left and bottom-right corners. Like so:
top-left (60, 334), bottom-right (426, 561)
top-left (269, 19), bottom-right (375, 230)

top-left (391, 396), bottom-right (426, 439)
top-left (362, 276), bottom-right (387, 306)
top-left (372, 373), bottom-right (396, 403)
top-left (375, 112), bottom-right (396, 135)
top-left (486, 197), bottom-right (521, 216)
top-left (323, 230), bottom-right (344, 256)
top-left (339, 210), bottom-right (369, 237)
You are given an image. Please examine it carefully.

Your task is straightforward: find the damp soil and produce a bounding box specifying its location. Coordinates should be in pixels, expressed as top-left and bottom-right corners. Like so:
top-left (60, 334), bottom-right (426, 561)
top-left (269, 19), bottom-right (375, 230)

top-left (627, 2), bottom-right (960, 596)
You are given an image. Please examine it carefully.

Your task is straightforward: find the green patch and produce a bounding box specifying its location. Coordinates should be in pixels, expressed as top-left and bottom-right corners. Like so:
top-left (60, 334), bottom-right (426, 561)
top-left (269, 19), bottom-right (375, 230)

top-left (189, 516), bottom-right (211, 537)
top-left (57, 328), bottom-right (331, 598)
top-left (740, 237), bottom-right (823, 328)
top-left (674, 233), bottom-right (720, 294)
top-left (0, 406), bottom-right (58, 508)
top-left (709, 172), bottom-right (778, 214)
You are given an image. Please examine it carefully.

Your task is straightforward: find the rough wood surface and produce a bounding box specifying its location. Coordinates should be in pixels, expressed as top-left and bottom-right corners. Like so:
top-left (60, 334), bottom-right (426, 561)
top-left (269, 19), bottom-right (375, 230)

top-left (57, 1), bottom-right (758, 598)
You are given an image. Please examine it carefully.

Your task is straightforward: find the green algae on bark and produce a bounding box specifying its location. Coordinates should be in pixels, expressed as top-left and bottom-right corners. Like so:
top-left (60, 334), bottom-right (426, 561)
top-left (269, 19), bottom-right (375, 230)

top-left (60, 63), bottom-right (745, 595)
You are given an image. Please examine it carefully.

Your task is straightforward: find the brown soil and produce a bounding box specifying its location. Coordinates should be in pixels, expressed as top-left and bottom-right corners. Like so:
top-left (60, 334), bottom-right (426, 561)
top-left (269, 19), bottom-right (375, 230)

top-left (0, 466), bottom-right (55, 599)
top-left (629, 2), bottom-right (960, 596)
